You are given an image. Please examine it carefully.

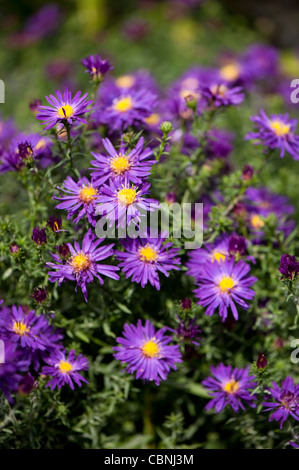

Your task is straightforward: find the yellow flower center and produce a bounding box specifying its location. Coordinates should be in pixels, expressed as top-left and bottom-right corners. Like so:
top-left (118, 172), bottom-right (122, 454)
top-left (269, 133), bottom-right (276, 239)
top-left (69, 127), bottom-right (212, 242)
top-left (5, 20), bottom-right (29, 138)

top-left (145, 113), bottom-right (160, 126)
top-left (270, 120), bottom-right (290, 136)
top-left (115, 75), bottom-right (136, 89)
top-left (110, 155), bottom-right (131, 175)
top-left (138, 244), bottom-right (159, 263)
top-left (34, 138), bottom-right (47, 151)
top-left (79, 185), bottom-right (98, 204)
top-left (59, 361), bottom-right (73, 373)
top-left (117, 187), bottom-right (137, 206)
top-left (13, 321), bottom-right (30, 336)
top-left (220, 63), bottom-right (240, 82)
top-left (113, 96), bottom-right (133, 113)
top-left (212, 251), bottom-right (226, 263)
top-left (211, 84), bottom-right (228, 97)
top-left (223, 379), bottom-right (240, 394)
top-left (58, 104), bottom-right (74, 119)
top-left (69, 252), bottom-right (91, 273)
top-left (142, 339), bottom-right (160, 358)
top-left (250, 214), bottom-right (265, 229)
top-left (219, 276), bottom-right (235, 293)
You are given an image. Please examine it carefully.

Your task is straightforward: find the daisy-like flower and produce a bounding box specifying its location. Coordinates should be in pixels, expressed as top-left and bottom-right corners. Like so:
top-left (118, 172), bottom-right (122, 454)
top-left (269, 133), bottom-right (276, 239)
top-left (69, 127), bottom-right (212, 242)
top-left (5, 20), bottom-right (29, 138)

top-left (115, 233), bottom-right (181, 290)
top-left (90, 136), bottom-right (156, 187)
top-left (42, 349), bottom-right (89, 390)
top-left (96, 180), bottom-right (159, 229)
top-left (193, 258), bottom-right (257, 322)
top-left (262, 377), bottom-right (299, 429)
top-left (81, 54), bottom-right (113, 81)
top-left (201, 83), bottom-right (244, 108)
top-left (202, 363), bottom-right (257, 413)
top-left (95, 88), bottom-right (156, 132)
top-left (54, 176), bottom-right (99, 227)
top-left (46, 229), bottom-right (119, 302)
top-left (0, 341), bottom-right (30, 403)
top-left (5, 305), bottom-right (52, 351)
top-left (246, 110), bottom-right (299, 160)
top-left (113, 319), bottom-right (182, 385)
top-left (186, 236), bottom-right (230, 280)
top-left (36, 87), bottom-right (93, 130)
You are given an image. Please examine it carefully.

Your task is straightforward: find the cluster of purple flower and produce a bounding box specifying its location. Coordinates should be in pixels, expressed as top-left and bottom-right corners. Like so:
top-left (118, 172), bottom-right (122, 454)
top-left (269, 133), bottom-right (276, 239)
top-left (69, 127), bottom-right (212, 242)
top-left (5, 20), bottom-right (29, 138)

top-left (0, 302), bottom-right (89, 401)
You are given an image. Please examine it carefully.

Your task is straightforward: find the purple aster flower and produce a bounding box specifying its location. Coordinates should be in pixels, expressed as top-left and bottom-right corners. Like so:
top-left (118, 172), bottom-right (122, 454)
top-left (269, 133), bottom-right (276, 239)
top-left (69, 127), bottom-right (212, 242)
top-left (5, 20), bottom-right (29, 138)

top-left (228, 234), bottom-right (247, 257)
top-left (54, 176), bottom-right (99, 227)
top-left (194, 258), bottom-right (257, 322)
top-left (202, 363), bottom-right (257, 412)
top-left (243, 44), bottom-right (279, 82)
top-left (46, 215), bottom-right (62, 233)
top-left (46, 229), bottom-right (119, 302)
top-left (165, 67), bottom-right (216, 121)
top-left (0, 114), bottom-right (17, 147)
top-left (245, 186), bottom-right (295, 239)
top-left (1, 133), bottom-right (53, 173)
top-left (173, 317), bottom-right (201, 346)
top-left (94, 87), bottom-right (156, 132)
top-left (104, 71), bottom-right (159, 94)
top-left (24, 4), bottom-right (62, 41)
top-left (42, 349), bottom-right (89, 390)
top-left (186, 236), bottom-right (230, 280)
top-left (96, 180), bottom-right (159, 229)
top-left (18, 372), bottom-right (38, 396)
top-left (31, 287), bottom-right (48, 304)
top-left (278, 254), bottom-right (299, 280)
top-left (0, 341), bottom-right (30, 403)
top-left (5, 305), bottom-right (52, 351)
top-left (246, 110), bottom-right (299, 160)
top-left (113, 319), bottom-right (182, 385)
top-left (56, 243), bottom-right (71, 260)
top-left (32, 227), bottom-right (47, 245)
top-left (115, 233), bottom-right (180, 290)
top-left (36, 87), bottom-right (93, 130)
top-left (90, 136), bottom-right (155, 187)
top-left (81, 54), bottom-right (113, 81)
top-left (262, 377), bottom-right (299, 429)
top-left (201, 83), bottom-right (244, 109)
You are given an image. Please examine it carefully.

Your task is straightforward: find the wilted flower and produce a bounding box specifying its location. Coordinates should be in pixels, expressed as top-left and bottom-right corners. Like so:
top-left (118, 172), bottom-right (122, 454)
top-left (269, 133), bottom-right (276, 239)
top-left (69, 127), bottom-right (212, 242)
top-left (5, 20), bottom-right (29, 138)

top-left (46, 215), bottom-right (62, 233)
top-left (31, 287), bottom-right (48, 304)
top-left (278, 254), bottom-right (299, 280)
top-left (32, 227), bottom-right (47, 245)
